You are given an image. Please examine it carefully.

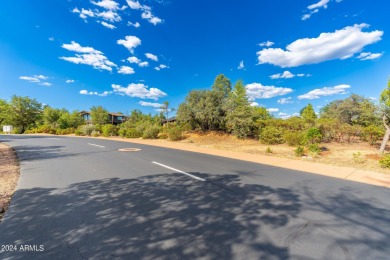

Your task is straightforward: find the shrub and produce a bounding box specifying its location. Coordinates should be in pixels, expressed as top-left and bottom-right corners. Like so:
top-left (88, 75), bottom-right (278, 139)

top-left (118, 128), bottom-right (127, 138)
top-left (125, 128), bottom-right (142, 138)
top-left (306, 127), bottom-right (322, 144)
top-left (363, 125), bottom-right (384, 145)
top-left (259, 126), bottom-right (284, 145)
top-left (142, 125), bottom-right (160, 139)
top-left (295, 146), bottom-right (305, 157)
top-left (159, 133), bottom-right (168, 139)
top-left (91, 131), bottom-right (100, 137)
top-left (379, 154), bottom-right (390, 168)
top-left (265, 147), bottom-right (273, 154)
top-left (79, 125), bottom-right (95, 136)
top-left (168, 127), bottom-right (184, 141)
top-left (284, 131), bottom-right (305, 146)
top-left (308, 143), bottom-right (321, 156)
top-left (102, 124), bottom-right (117, 137)
top-left (75, 129), bottom-right (83, 136)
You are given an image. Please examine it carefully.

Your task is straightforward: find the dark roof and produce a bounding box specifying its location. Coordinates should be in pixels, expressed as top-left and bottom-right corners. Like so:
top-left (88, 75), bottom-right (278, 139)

top-left (162, 117), bottom-right (176, 123)
top-left (80, 111), bottom-right (125, 117)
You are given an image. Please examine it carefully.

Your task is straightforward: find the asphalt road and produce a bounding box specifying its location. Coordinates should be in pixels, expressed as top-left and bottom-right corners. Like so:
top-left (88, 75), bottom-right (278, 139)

top-left (0, 135), bottom-right (389, 260)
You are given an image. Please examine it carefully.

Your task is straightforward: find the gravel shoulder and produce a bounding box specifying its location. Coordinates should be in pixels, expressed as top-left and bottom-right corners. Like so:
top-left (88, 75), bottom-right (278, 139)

top-left (0, 142), bottom-right (20, 221)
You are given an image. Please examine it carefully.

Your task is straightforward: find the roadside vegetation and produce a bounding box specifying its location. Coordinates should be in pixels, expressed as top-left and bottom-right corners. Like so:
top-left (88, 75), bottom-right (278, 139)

top-left (1, 75), bottom-right (390, 169)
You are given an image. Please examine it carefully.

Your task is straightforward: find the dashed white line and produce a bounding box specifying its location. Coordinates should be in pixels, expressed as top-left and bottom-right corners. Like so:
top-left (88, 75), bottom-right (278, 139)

top-left (152, 161), bottom-right (206, 182)
top-left (88, 143), bottom-right (105, 148)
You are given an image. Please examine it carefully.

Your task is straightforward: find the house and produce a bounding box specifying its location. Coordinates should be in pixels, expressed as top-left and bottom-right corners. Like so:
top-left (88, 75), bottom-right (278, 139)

top-left (80, 111), bottom-right (127, 125)
top-left (161, 117), bottom-right (176, 126)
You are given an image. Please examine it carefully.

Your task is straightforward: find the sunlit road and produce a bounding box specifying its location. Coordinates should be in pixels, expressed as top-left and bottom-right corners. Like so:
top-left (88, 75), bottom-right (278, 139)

top-left (0, 135), bottom-right (389, 259)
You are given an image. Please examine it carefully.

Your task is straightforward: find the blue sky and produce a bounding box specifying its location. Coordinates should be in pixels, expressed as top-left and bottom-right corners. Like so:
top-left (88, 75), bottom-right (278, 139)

top-left (1, 0), bottom-right (389, 118)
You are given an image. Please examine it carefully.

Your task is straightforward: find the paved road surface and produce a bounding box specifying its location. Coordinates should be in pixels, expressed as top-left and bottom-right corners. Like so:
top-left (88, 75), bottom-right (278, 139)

top-left (0, 135), bottom-right (389, 259)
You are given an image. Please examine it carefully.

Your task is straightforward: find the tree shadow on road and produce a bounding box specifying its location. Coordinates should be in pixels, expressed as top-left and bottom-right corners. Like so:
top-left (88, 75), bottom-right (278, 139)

top-left (0, 173), bottom-right (301, 259)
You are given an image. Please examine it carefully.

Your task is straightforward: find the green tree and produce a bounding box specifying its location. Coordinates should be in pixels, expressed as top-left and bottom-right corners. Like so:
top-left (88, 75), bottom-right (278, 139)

top-left (90, 106), bottom-right (109, 125)
top-left (224, 80), bottom-right (253, 138)
top-left (43, 106), bottom-right (63, 128)
top-left (379, 80), bottom-right (390, 153)
top-left (212, 74), bottom-right (232, 98)
top-left (300, 103), bottom-right (317, 124)
top-left (0, 99), bottom-right (11, 126)
top-left (9, 95), bottom-right (42, 133)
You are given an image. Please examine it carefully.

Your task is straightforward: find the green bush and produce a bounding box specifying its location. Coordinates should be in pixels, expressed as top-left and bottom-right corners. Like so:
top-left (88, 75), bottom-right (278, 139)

top-left (379, 154), bottom-right (390, 168)
top-left (308, 143), bottom-right (321, 156)
top-left (284, 131), bottom-right (305, 146)
top-left (168, 127), bottom-right (184, 141)
top-left (125, 128), bottom-right (142, 138)
top-left (142, 125), bottom-right (160, 139)
top-left (295, 146), bottom-right (305, 157)
top-left (79, 125), bottom-right (95, 136)
top-left (259, 126), bottom-right (284, 145)
top-left (75, 129), bottom-right (83, 136)
top-left (118, 128), bottom-right (127, 138)
top-left (102, 124), bottom-right (117, 137)
top-left (159, 133), bottom-right (168, 139)
top-left (91, 130), bottom-right (100, 137)
top-left (265, 147), bottom-right (273, 154)
top-left (306, 127), bottom-right (322, 144)
top-left (363, 125), bottom-right (384, 145)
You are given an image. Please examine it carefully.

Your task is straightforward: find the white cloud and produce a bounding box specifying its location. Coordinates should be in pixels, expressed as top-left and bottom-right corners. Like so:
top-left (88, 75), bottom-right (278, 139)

top-left (270, 71), bottom-right (309, 79)
top-left (35, 75), bottom-right (48, 80)
top-left (99, 21), bottom-right (116, 29)
top-left (112, 83), bottom-right (167, 100)
top-left (72, 7), bottom-right (80, 13)
top-left (97, 10), bottom-right (121, 22)
top-left (154, 67), bottom-right (161, 71)
top-left (128, 21), bottom-right (140, 28)
top-left (79, 8), bottom-right (95, 19)
top-left (138, 61), bottom-right (149, 67)
top-left (66, 80), bottom-right (75, 83)
top-left (267, 108), bottom-right (279, 113)
top-left (19, 76), bottom-right (40, 83)
top-left (39, 82), bottom-right (52, 87)
top-left (145, 53), bottom-right (158, 61)
top-left (250, 102), bottom-right (259, 107)
top-left (238, 60), bottom-right (245, 70)
top-left (298, 84), bottom-right (351, 99)
top-left (91, 0), bottom-right (120, 10)
top-left (277, 97), bottom-right (293, 104)
top-left (127, 56), bottom-right (141, 64)
top-left (118, 66), bottom-right (135, 74)
top-left (79, 89), bottom-right (112, 96)
top-left (159, 64), bottom-right (168, 69)
top-left (259, 41), bottom-right (274, 47)
top-left (257, 24), bottom-right (383, 67)
top-left (308, 0), bottom-right (330, 10)
top-left (60, 41), bottom-right (116, 71)
top-left (48, 37), bottom-right (55, 41)
top-left (139, 101), bottom-right (162, 108)
top-left (245, 83), bottom-right (293, 100)
top-left (126, 0), bottom-right (146, 10)
top-left (357, 52), bottom-right (383, 60)
top-left (117, 36), bottom-right (141, 53)
top-left (141, 11), bottom-right (162, 25)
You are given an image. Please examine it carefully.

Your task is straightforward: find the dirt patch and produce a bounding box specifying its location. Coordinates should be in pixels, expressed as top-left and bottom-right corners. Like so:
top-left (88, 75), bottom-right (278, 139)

top-left (0, 142), bottom-right (20, 221)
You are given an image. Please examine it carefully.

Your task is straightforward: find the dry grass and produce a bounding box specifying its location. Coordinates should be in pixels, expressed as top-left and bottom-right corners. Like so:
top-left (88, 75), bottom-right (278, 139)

top-left (0, 142), bottom-right (20, 221)
top-left (178, 131), bottom-right (390, 174)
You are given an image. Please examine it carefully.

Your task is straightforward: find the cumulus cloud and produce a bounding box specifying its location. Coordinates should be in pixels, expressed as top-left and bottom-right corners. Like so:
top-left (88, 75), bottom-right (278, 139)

top-left (118, 66), bottom-right (135, 74)
top-left (126, 0), bottom-right (146, 10)
top-left (128, 21), bottom-right (140, 28)
top-left (60, 42), bottom-right (116, 71)
top-left (145, 53), bottom-right (158, 61)
top-left (19, 75), bottom-right (52, 86)
top-left (139, 101), bottom-right (162, 108)
top-left (259, 41), bottom-right (274, 47)
top-left (302, 0), bottom-right (341, 20)
top-left (117, 36), bottom-right (141, 53)
top-left (66, 80), bottom-right (75, 83)
top-left (112, 83), bottom-right (167, 100)
top-left (238, 60), bottom-right (245, 70)
top-left (99, 21), bottom-right (116, 29)
top-left (127, 56), bottom-right (141, 64)
top-left (245, 83), bottom-right (293, 100)
top-left (80, 89), bottom-right (112, 96)
top-left (91, 0), bottom-right (120, 10)
top-left (97, 10), bottom-right (122, 22)
top-left (298, 84), bottom-right (351, 99)
top-left (277, 97), bottom-right (294, 104)
top-left (257, 24), bottom-right (383, 67)
top-left (270, 71), bottom-right (308, 79)
top-left (159, 64), bottom-right (168, 69)
top-left (48, 37), bottom-right (55, 41)
top-left (138, 61), bottom-right (149, 67)
top-left (126, 0), bottom-right (163, 25)
top-left (357, 52), bottom-right (383, 60)
top-left (267, 108), bottom-right (279, 113)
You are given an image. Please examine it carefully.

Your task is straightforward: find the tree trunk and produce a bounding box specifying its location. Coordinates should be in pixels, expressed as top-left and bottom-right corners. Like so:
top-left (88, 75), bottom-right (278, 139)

top-left (379, 115), bottom-right (390, 153)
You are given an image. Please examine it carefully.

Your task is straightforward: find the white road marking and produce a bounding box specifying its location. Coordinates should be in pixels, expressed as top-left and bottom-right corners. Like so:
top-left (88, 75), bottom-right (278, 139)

top-left (152, 161), bottom-right (206, 182)
top-left (88, 143), bottom-right (105, 148)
